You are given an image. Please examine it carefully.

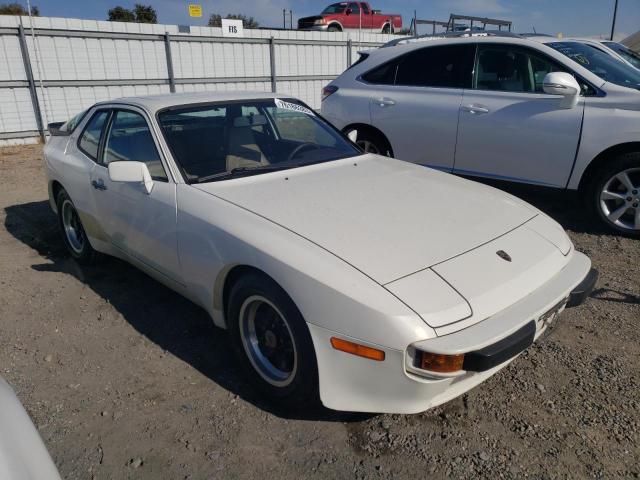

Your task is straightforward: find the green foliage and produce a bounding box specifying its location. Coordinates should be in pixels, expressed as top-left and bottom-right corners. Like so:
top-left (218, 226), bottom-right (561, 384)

top-left (208, 13), bottom-right (259, 29)
top-left (133, 3), bottom-right (156, 23)
top-left (0, 2), bottom-right (39, 15)
top-left (107, 4), bottom-right (157, 24)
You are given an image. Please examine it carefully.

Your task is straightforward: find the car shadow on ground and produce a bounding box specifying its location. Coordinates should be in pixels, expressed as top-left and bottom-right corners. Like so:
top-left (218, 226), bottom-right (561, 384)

top-left (3, 200), bottom-right (372, 423)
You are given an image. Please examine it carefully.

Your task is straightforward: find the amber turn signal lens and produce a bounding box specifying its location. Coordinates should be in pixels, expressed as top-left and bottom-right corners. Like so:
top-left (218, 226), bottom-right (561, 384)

top-left (330, 337), bottom-right (385, 361)
top-left (419, 351), bottom-right (465, 373)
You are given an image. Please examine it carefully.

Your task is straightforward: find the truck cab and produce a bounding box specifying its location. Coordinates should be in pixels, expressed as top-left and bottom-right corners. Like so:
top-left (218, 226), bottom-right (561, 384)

top-left (298, 2), bottom-right (402, 34)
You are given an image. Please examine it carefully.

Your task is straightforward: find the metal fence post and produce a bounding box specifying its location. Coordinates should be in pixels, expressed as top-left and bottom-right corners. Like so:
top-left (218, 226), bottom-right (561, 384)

top-left (164, 32), bottom-right (176, 93)
top-left (269, 37), bottom-right (277, 93)
top-left (17, 24), bottom-right (45, 141)
top-left (346, 38), bottom-right (352, 67)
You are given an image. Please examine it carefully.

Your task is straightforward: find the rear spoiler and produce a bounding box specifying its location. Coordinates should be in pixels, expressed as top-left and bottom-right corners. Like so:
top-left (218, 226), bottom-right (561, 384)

top-left (48, 122), bottom-right (68, 136)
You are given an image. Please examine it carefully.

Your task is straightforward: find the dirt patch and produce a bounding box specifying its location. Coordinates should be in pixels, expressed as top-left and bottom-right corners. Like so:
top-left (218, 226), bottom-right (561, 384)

top-left (0, 145), bottom-right (638, 479)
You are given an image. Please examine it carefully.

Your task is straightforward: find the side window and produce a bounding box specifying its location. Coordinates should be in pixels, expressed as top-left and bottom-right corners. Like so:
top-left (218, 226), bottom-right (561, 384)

top-left (103, 110), bottom-right (168, 181)
top-left (78, 110), bottom-right (109, 160)
top-left (395, 45), bottom-right (475, 88)
top-left (361, 58), bottom-right (399, 85)
top-left (349, 2), bottom-right (360, 14)
top-left (361, 3), bottom-right (369, 14)
top-left (475, 45), bottom-right (566, 93)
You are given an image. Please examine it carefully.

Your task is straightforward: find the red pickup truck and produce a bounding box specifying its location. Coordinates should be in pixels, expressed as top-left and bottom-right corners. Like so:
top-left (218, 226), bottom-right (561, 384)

top-left (298, 2), bottom-right (402, 34)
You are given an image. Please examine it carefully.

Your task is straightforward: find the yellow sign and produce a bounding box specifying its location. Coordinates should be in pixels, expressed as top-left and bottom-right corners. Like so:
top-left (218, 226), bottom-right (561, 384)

top-left (188, 4), bottom-right (202, 18)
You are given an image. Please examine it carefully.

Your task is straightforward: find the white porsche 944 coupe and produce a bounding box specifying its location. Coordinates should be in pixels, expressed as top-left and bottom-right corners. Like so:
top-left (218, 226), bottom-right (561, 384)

top-left (44, 92), bottom-right (597, 414)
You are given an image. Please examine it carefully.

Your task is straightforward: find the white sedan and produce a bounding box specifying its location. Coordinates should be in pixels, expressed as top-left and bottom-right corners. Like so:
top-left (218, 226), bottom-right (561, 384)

top-left (44, 92), bottom-right (597, 414)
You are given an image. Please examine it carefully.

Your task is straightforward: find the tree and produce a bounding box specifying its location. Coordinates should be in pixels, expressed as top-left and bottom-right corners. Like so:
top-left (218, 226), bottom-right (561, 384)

top-left (108, 6), bottom-right (135, 22)
top-left (0, 2), bottom-right (39, 15)
top-left (208, 13), bottom-right (259, 29)
top-left (133, 3), bottom-right (157, 23)
top-left (107, 4), bottom-right (157, 23)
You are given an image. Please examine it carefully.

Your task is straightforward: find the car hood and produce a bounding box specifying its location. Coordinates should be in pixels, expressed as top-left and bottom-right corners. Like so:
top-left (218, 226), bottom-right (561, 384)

top-left (194, 154), bottom-right (539, 285)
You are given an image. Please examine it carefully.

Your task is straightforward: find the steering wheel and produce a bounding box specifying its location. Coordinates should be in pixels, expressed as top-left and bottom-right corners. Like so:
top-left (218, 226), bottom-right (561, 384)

top-left (287, 142), bottom-right (319, 162)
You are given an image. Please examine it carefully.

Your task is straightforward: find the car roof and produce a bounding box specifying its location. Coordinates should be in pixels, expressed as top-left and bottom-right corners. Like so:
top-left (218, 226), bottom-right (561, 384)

top-left (96, 91), bottom-right (281, 113)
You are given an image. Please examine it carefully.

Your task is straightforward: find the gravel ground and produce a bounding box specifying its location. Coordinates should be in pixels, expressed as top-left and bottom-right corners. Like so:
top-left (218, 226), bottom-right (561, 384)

top-left (0, 144), bottom-right (638, 479)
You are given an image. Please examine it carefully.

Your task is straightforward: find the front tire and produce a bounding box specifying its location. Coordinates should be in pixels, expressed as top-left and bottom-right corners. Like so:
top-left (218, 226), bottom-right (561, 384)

top-left (327, 24), bottom-right (341, 32)
top-left (227, 273), bottom-right (319, 407)
top-left (56, 189), bottom-right (98, 264)
top-left (585, 152), bottom-right (640, 237)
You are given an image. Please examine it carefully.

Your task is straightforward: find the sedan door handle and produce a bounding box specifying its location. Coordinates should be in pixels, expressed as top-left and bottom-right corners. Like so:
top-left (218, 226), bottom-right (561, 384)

top-left (91, 179), bottom-right (107, 191)
top-left (461, 104), bottom-right (490, 114)
top-left (375, 97), bottom-right (396, 107)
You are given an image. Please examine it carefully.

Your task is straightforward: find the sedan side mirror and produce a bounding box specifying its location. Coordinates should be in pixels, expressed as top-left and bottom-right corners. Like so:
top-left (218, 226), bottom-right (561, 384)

top-left (542, 72), bottom-right (581, 109)
top-left (108, 161), bottom-right (154, 194)
top-left (345, 8), bottom-right (352, 15)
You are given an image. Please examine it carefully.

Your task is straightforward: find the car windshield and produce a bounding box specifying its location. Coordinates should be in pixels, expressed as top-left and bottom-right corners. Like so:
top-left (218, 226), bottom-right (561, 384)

top-left (322, 3), bottom-right (347, 14)
top-left (547, 41), bottom-right (640, 90)
top-left (602, 41), bottom-right (640, 70)
top-left (158, 98), bottom-right (361, 183)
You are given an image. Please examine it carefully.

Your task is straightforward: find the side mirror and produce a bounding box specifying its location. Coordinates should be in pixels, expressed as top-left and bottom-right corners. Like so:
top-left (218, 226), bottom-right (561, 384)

top-left (347, 129), bottom-right (358, 143)
top-left (108, 161), bottom-right (154, 194)
top-left (345, 8), bottom-right (352, 15)
top-left (542, 72), bottom-right (581, 109)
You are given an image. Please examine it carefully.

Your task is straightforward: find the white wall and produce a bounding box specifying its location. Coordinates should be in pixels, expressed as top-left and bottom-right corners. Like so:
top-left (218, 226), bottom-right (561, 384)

top-left (0, 15), bottom-right (394, 144)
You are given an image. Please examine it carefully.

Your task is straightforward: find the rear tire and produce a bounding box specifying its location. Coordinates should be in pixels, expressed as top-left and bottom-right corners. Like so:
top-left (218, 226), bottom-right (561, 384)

top-left (227, 272), bottom-right (320, 408)
top-left (56, 189), bottom-right (99, 264)
top-left (584, 152), bottom-right (640, 237)
top-left (382, 23), bottom-right (391, 34)
top-left (346, 128), bottom-right (393, 157)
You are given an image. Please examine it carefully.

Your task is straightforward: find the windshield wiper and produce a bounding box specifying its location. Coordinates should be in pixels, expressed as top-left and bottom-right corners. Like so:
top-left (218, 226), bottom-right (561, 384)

top-left (194, 164), bottom-right (295, 183)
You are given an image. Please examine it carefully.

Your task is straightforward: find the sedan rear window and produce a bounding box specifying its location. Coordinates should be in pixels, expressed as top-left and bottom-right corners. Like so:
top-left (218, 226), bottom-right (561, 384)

top-left (158, 99), bottom-right (360, 183)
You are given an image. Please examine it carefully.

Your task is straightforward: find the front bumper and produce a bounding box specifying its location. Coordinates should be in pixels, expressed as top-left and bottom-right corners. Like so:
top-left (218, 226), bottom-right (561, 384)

top-left (297, 24), bottom-right (329, 31)
top-left (309, 252), bottom-right (594, 414)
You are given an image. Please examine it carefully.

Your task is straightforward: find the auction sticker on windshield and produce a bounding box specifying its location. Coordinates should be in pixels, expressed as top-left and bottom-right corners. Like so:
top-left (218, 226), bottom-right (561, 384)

top-left (275, 99), bottom-right (315, 116)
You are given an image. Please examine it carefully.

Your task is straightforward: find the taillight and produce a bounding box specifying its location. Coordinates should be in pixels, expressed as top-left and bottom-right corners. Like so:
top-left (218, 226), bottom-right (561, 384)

top-left (321, 85), bottom-right (338, 101)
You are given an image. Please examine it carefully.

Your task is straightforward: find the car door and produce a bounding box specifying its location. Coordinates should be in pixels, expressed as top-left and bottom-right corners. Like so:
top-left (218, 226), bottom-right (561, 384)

top-left (88, 107), bottom-right (182, 284)
top-left (344, 2), bottom-right (361, 29)
top-left (453, 43), bottom-right (585, 188)
top-left (367, 44), bottom-right (475, 171)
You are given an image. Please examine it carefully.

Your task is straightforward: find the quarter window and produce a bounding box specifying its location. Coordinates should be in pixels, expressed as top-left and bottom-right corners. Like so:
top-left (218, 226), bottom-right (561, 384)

top-left (103, 110), bottom-right (167, 181)
top-left (78, 110), bottom-right (109, 161)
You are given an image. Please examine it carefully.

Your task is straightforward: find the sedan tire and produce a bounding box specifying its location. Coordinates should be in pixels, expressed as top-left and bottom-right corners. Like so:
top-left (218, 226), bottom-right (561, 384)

top-left (56, 189), bottom-right (99, 264)
top-left (586, 152), bottom-right (640, 237)
top-left (227, 272), bottom-right (320, 408)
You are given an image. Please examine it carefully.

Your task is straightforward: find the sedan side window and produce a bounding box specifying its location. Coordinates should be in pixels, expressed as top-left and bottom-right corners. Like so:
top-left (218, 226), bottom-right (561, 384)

top-left (395, 45), bottom-right (475, 89)
top-left (78, 110), bottom-right (109, 161)
top-left (475, 45), bottom-right (566, 93)
top-left (103, 110), bottom-right (168, 181)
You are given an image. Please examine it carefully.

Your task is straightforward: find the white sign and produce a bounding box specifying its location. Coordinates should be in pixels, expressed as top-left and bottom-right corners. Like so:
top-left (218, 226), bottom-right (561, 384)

top-left (221, 19), bottom-right (244, 37)
top-left (274, 99), bottom-right (315, 116)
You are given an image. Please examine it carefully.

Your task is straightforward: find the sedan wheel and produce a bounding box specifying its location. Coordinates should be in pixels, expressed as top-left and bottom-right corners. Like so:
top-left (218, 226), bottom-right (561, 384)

top-left (599, 167), bottom-right (640, 232)
top-left (61, 198), bottom-right (86, 254)
top-left (227, 273), bottom-right (319, 406)
top-left (239, 295), bottom-right (298, 387)
top-left (56, 189), bottom-right (98, 264)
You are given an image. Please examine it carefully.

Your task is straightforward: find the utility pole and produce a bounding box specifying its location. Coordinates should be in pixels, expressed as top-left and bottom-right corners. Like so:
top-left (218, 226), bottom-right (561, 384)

top-left (610, 0), bottom-right (618, 41)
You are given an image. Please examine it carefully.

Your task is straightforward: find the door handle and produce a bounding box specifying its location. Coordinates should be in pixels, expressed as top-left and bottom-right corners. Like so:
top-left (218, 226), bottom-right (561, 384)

top-left (461, 104), bottom-right (490, 114)
top-left (375, 97), bottom-right (396, 107)
top-left (91, 179), bottom-right (107, 191)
